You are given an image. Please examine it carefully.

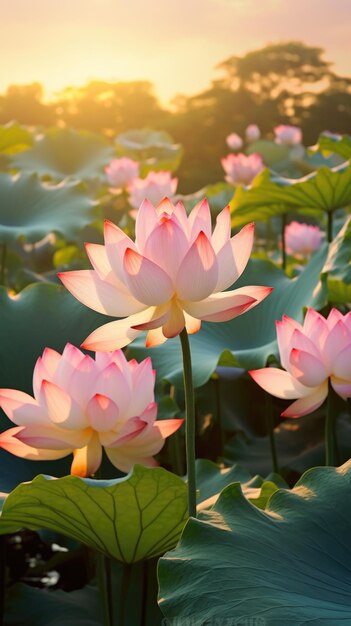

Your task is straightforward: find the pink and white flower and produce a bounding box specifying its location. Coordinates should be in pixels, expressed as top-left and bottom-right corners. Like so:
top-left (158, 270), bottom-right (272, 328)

top-left (0, 345), bottom-right (182, 476)
top-left (274, 125), bottom-right (302, 146)
top-left (105, 157), bottom-right (139, 189)
top-left (285, 221), bottom-right (323, 257)
top-left (245, 124), bottom-right (261, 143)
top-left (59, 198), bottom-right (272, 351)
top-left (221, 153), bottom-right (264, 186)
top-left (250, 309), bottom-right (351, 418)
top-left (128, 171), bottom-right (178, 209)
top-left (226, 133), bottom-right (243, 151)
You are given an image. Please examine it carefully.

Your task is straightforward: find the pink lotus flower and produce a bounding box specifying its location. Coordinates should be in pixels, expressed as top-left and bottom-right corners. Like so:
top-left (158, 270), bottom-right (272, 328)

top-left (245, 124), bottom-right (261, 143)
top-left (221, 153), bottom-right (264, 186)
top-left (128, 171), bottom-right (178, 209)
top-left (285, 221), bottom-right (323, 257)
top-left (226, 133), bottom-right (243, 151)
top-left (250, 309), bottom-right (351, 418)
top-left (59, 198), bottom-right (272, 350)
top-left (0, 344), bottom-right (182, 476)
top-left (274, 125), bottom-right (302, 146)
top-left (105, 157), bottom-right (139, 189)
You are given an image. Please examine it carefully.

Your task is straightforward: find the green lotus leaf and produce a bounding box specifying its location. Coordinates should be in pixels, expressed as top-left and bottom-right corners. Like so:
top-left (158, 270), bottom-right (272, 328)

top-left (128, 246), bottom-right (328, 387)
top-left (195, 459), bottom-right (285, 511)
top-left (230, 162), bottom-right (351, 228)
top-left (115, 129), bottom-right (183, 174)
top-left (159, 460), bottom-right (351, 625)
top-left (0, 121), bottom-right (33, 155)
top-left (0, 172), bottom-right (97, 244)
top-left (322, 216), bottom-right (351, 304)
top-left (11, 128), bottom-right (114, 180)
top-left (0, 465), bottom-right (188, 562)
top-left (316, 133), bottom-right (351, 160)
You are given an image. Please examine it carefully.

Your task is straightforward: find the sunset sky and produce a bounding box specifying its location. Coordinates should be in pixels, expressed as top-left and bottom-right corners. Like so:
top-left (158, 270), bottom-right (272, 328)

top-left (1, 0), bottom-right (351, 105)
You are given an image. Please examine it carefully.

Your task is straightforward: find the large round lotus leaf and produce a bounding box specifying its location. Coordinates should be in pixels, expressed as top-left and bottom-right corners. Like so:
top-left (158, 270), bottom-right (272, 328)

top-left (0, 465), bottom-right (188, 562)
top-left (159, 460), bottom-right (351, 625)
top-left (230, 162), bottom-right (351, 227)
top-left (0, 121), bottom-right (33, 155)
top-left (11, 128), bottom-right (114, 180)
top-left (0, 172), bottom-right (97, 244)
top-left (115, 129), bottom-right (183, 173)
top-left (128, 246), bottom-right (327, 387)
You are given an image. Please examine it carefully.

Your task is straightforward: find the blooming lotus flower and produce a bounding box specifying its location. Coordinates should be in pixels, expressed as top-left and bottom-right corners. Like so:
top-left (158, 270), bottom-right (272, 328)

top-left (0, 344), bottom-right (182, 476)
top-left (221, 153), bottom-right (264, 186)
top-left (128, 171), bottom-right (178, 209)
top-left (59, 198), bottom-right (272, 350)
top-left (250, 309), bottom-right (351, 418)
top-left (274, 125), bottom-right (302, 146)
top-left (285, 221), bottom-right (323, 257)
top-left (105, 157), bottom-right (139, 189)
top-left (245, 124), bottom-right (261, 143)
top-left (226, 133), bottom-right (243, 151)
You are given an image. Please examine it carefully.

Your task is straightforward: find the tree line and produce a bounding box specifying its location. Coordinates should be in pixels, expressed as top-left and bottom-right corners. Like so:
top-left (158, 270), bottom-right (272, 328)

top-left (1, 41), bottom-right (350, 193)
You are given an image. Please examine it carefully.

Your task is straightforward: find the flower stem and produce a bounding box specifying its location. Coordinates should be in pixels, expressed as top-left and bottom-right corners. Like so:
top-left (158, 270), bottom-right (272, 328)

top-left (119, 563), bottom-right (132, 626)
top-left (179, 328), bottom-right (197, 518)
top-left (264, 392), bottom-right (279, 474)
top-left (325, 381), bottom-right (337, 466)
top-left (281, 214), bottom-right (287, 270)
top-left (327, 211), bottom-right (334, 243)
top-left (97, 552), bottom-right (114, 626)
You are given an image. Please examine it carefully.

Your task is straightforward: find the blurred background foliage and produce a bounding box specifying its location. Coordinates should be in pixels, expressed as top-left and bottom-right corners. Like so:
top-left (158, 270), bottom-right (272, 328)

top-left (0, 41), bottom-right (350, 193)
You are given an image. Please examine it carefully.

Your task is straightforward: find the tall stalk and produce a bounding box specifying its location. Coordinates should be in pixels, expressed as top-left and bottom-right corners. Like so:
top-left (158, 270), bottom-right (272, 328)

top-left (97, 552), bottom-right (114, 626)
top-left (281, 214), bottom-right (287, 270)
top-left (179, 328), bottom-right (197, 518)
top-left (327, 210), bottom-right (334, 243)
top-left (325, 381), bottom-right (337, 466)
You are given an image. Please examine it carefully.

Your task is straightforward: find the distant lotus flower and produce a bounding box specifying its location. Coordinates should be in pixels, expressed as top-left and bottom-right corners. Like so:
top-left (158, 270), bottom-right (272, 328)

top-left (128, 171), bottom-right (178, 209)
top-left (105, 157), bottom-right (139, 189)
top-left (59, 198), bottom-right (272, 351)
top-left (226, 133), bottom-right (243, 151)
top-left (285, 221), bottom-right (323, 257)
top-left (221, 153), bottom-right (264, 186)
top-left (245, 124), bottom-right (261, 142)
top-left (274, 125), bottom-right (302, 145)
top-left (250, 309), bottom-right (351, 418)
top-left (0, 345), bottom-right (182, 476)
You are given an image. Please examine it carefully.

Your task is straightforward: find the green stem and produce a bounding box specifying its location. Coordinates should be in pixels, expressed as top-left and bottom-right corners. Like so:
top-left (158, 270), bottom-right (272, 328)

top-left (119, 563), bottom-right (132, 626)
top-left (327, 211), bottom-right (334, 243)
top-left (264, 392), bottom-right (279, 474)
top-left (179, 328), bottom-right (197, 518)
top-left (169, 385), bottom-right (184, 475)
top-left (281, 214), bottom-right (287, 270)
top-left (0, 245), bottom-right (7, 286)
top-left (325, 381), bottom-right (337, 466)
top-left (97, 552), bottom-right (113, 626)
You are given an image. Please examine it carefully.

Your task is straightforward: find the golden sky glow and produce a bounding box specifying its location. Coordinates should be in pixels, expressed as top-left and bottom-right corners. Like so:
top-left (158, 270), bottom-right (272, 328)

top-left (1, 0), bottom-right (351, 105)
